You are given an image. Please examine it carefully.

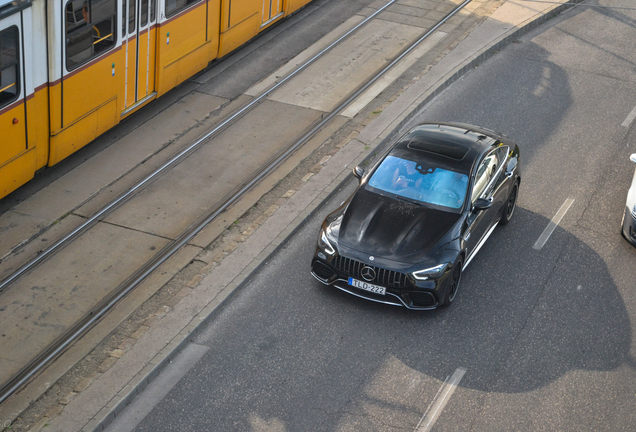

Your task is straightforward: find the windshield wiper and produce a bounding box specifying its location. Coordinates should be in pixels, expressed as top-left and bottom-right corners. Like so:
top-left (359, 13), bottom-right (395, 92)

top-left (394, 195), bottom-right (423, 206)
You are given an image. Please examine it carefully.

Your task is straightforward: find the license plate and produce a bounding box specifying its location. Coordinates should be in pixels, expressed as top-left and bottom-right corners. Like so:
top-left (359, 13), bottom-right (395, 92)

top-left (348, 277), bottom-right (386, 295)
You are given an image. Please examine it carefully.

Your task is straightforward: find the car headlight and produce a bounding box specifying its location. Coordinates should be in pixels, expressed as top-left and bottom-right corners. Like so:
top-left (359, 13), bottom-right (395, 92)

top-left (412, 263), bottom-right (449, 280)
top-left (632, 203), bottom-right (636, 219)
top-left (318, 215), bottom-right (342, 256)
top-left (319, 229), bottom-right (336, 255)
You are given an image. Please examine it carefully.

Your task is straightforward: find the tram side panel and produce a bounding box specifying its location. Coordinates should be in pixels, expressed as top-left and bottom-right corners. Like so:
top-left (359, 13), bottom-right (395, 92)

top-left (0, 0), bottom-right (49, 197)
top-left (48, 0), bottom-right (122, 165)
top-left (217, 0), bottom-right (314, 57)
top-left (155, 0), bottom-right (219, 97)
top-left (29, 0), bottom-right (51, 172)
top-left (0, 9), bottom-right (30, 197)
top-left (1, 0), bottom-right (316, 200)
top-left (128, 0), bottom-right (157, 105)
top-left (47, 0), bottom-right (63, 157)
top-left (122, 0), bottom-right (159, 113)
top-left (217, 0), bottom-right (259, 57)
top-left (286, 0), bottom-right (310, 15)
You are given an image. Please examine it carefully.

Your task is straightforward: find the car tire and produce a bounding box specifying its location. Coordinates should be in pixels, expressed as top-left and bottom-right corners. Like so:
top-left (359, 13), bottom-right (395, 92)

top-left (500, 181), bottom-right (519, 225)
top-left (440, 258), bottom-right (463, 307)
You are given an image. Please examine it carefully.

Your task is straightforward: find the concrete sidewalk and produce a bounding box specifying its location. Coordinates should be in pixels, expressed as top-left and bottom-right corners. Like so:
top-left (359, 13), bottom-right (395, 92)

top-left (0, 0), bottom-right (580, 431)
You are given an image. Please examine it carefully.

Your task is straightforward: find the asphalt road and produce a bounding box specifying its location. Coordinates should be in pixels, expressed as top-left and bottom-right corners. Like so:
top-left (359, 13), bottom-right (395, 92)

top-left (107, 1), bottom-right (636, 430)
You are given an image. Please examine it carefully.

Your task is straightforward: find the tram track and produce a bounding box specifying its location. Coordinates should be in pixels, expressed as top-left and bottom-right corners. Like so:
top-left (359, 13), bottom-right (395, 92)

top-left (0, 0), bottom-right (473, 407)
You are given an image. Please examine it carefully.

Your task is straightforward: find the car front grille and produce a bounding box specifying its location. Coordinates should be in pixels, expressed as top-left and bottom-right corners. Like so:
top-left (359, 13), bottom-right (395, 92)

top-left (334, 255), bottom-right (408, 288)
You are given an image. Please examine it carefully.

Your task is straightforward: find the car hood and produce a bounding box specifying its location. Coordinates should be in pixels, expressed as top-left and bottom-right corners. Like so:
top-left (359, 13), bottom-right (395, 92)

top-left (338, 188), bottom-right (460, 264)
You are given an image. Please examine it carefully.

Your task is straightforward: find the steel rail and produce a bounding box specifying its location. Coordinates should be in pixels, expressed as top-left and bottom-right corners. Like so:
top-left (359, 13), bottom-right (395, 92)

top-left (0, 0), bottom-right (399, 294)
top-left (0, 0), bottom-right (472, 404)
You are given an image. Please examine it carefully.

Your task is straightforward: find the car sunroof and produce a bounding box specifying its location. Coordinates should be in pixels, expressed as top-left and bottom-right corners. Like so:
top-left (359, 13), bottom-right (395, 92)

top-left (405, 135), bottom-right (470, 160)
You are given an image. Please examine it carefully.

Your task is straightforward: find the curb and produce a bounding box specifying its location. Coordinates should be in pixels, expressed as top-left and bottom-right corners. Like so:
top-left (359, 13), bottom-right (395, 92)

top-left (89, 2), bottom-right (581, 430)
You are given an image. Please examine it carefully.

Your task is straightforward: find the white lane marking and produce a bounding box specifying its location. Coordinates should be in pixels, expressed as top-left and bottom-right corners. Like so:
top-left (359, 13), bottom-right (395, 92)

top-left (622, 105), bottom-right (636, 128)
top-left (532, 198), bottom-right (574, 250)
top-left (103, 343), bottom-right (210, 432)
top-left (415, 367), bottom-right (467, 432)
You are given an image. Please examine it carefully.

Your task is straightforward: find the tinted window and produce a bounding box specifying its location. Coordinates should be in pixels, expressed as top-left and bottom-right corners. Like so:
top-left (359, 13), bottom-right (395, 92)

top-left (165, 0), bottom-right (201, 18)
top-left (494, 146), bottom-right (509, 168)
top-left (0, 26), bottom-right (19, 108)
top-left (367, 155), bottom-right (469, 211)
top-left (140, 0), bottom-right (148, 26)
top-left (471, 147), bottom-right (507, 203)
top-left (66, 0), bottom-right (117, 70)
top-left (127, 0), bottom-right (135, 33)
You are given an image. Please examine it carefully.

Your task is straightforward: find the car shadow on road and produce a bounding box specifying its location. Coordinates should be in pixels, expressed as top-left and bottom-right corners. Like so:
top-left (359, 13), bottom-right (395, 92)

top-left (350, 206), bottom-right (634, 396)
top-left (130, 204), bottom-right (634, 432)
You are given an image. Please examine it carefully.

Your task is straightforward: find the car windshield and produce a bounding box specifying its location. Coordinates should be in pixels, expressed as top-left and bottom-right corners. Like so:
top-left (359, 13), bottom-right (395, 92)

top-left (367, 155), bottom-right (469, 210)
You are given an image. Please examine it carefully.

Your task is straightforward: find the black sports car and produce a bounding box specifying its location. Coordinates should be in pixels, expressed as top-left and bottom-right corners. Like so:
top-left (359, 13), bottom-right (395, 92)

top-left (311, 123), bottom-right (521, 309)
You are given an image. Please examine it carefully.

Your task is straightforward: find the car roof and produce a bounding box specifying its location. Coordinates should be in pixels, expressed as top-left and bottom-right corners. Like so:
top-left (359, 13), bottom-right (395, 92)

top-left (390, 123), bottom-right (498, 174)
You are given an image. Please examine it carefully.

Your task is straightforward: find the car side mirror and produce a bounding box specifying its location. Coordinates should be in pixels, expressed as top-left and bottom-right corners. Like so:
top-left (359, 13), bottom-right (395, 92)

top-left (353, 166), bottom-right (365, 180)
top-left (473, 197), bottom-right (493, 211)
top-left (630, 154), bottom-right (636, 164)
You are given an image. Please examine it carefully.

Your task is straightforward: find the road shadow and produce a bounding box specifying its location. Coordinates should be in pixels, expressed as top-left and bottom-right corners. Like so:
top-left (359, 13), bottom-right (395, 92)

top-left (418, 24), bottom-right (573, 173)
top-left (378, 206), bottom-right (633, 394)
top-left (129, 204), bottom-right (634, 432)
top-left (127, 5), bottom-right (636, 430)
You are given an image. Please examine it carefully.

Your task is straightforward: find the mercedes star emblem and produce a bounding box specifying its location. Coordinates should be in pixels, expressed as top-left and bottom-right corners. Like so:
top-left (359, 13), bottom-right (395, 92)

top-left (360, 266), bottom-right (376, 282)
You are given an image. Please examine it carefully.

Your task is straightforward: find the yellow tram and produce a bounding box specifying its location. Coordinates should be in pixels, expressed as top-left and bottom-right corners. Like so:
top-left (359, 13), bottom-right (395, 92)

top-left (0, 0), bottom-right (312, 199)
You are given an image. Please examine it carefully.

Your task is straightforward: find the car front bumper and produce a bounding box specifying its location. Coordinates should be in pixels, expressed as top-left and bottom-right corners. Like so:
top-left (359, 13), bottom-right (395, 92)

top-left (311, 254), bottom-right (452, 310)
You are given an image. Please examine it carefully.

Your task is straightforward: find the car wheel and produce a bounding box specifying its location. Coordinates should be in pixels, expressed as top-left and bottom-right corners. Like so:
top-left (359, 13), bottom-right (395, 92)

top-left (441, 258), bottom-right (463, 307)
top-left (500, 182), bottom-right (519, 225)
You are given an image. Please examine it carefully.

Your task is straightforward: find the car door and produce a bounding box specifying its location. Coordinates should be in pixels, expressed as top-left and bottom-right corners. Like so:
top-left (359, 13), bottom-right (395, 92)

top-left (464, 146), bottom-right (509, 257)
top-left (489, 145), bottom-right (512, 217)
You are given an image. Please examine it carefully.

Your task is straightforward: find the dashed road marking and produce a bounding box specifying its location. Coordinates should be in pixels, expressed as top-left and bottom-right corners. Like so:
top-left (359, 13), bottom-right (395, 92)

top-left (533, 198), bottom-right (574, 250)
top-left (621, 104), bottom-right (636, 128)
top-left (415, 367), bottom-right (467, 432)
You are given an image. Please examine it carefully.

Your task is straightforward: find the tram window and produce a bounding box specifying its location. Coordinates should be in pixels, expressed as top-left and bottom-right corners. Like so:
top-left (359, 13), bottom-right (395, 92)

top-left (128, 0), bottom-right (135, 33)
top-left (65, 0), bottom-right (117, 70)
top-left (121, 0), bottom-right (125, 37)
top-left (0, 26), bottom-right (19, 108)
top-left (165, 0), bottom-right (201, 19)
top-left (140, 0), bottom-right (148, 26)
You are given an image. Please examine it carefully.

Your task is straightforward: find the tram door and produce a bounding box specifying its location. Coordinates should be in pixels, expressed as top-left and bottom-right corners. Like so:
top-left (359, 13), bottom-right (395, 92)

top-left (122, 0), bottom-right (156, 111)
top-left (0, 10), bottom-right (27, 171)
top-left (261, 0), bottom-right (283, 26)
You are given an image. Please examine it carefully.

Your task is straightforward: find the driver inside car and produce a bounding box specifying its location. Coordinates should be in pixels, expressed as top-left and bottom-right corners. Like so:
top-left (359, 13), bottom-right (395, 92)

top-left (392, 160), bottom-right (423, 191)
